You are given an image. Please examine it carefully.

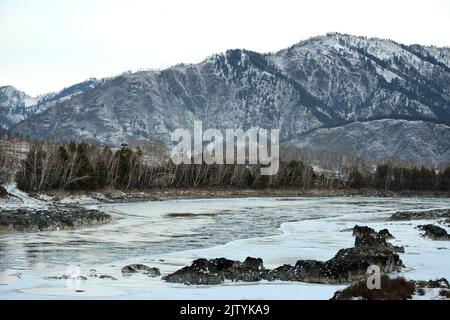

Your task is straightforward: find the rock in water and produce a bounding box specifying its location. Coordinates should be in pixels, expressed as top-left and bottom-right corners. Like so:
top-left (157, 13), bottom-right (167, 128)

top-left (0, 185), bottom-right (8, 198)
top-left (121, 264), bottom-right (161, 277)
top-left (162, 257), bottom-right (267, 285)
top-left (417, 224), bottom-right (450, 240)
top-left (352, 225), bottom-right (377, 237)
top-left (0, 207), bottom-right (111, 234)
top-left (354, 234), bottom-right (404, 253)
top-left (378, 229), bottom-right (395, 240)
top-left (267, 247), bottom-right (403, 284)
top-left (388, 209), bottom-right (450, 221)
top-left (165, 226), bottom-right (404, 285)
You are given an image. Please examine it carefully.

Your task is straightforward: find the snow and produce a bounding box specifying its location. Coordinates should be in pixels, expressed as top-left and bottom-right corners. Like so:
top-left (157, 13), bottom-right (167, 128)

top-left (1, 182), bottom-right (47, 209)
top-left (1, 196), bottom-right (450, 300)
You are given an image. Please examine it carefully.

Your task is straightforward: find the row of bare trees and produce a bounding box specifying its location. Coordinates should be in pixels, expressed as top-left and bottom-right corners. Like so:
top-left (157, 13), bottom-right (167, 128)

top-left (11, 139), bottom-right (450, 193)
top-left (14, 140), bottom-right (321, 192)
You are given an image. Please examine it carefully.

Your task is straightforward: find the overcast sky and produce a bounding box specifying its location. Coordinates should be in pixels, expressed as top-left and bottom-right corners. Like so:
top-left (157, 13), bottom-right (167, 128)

top-left (1, 0), bottom-right (450, 96)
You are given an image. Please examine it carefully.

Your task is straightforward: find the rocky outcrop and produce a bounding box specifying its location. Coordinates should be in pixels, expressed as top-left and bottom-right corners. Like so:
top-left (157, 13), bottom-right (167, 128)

top-left (266, 246), bottom-right (403, 284)
top-left (164, 226), bottom-right (404, 285)
top-left (0, 206), bottom-right (111, 234)
top-left (353, 225), bottom-right (404, 253)
top-left (352, 225), bottom-right (377, 237)
top-left (443, 218), bottom-right (450, 227)
top-left (162, 257), bottom-right (266, 285)
top-left (0, 185), bottom-right (7, 198)
top-left (121, 264), bottom-right (161, 277)
top-left (417, 224), bottom-right (450, 240)
top-left (388, 209), bottom-right (450, 221)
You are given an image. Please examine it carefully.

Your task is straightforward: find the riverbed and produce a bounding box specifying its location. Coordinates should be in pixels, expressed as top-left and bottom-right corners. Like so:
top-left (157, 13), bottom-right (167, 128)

top-left (1, 196), bottom-right (450, 299)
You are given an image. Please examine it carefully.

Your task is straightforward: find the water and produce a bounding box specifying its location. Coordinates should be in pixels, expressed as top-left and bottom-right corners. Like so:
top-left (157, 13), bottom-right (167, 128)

top-left (1, 196), bottom-right (450, 299)
top-left (1, 196), bottom-right (449, 272)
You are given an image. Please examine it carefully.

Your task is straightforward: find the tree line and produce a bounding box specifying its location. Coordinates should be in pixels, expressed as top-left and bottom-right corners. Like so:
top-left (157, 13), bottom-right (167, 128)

top-left (348, 164), bottom-right (450, 191)
top-left (12, 140), bottom-right (450, 193)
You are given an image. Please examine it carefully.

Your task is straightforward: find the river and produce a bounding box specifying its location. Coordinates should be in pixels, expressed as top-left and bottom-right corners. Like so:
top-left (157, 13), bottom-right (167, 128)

top-left (1, 196), bottom-right (449, 299)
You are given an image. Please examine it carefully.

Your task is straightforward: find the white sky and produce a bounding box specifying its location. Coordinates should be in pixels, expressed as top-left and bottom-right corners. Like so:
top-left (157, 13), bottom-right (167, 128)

top-left (1, 0), bottom-right (450, 96)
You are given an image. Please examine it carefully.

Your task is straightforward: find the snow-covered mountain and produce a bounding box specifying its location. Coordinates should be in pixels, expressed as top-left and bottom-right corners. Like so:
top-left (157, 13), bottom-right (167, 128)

top-left (0, 79), bottom-right (99, 130)
top-left (0, 86), bottom-right (38, 129)
top-left (8, 33), bottom-right (450, 164)
top-left (287, 119), bottom-right (450, 165)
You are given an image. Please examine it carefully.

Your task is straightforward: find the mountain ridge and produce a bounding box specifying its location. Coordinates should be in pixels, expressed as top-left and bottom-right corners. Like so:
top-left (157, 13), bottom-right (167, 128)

top-left (4, 33), bottom-right (450, 164)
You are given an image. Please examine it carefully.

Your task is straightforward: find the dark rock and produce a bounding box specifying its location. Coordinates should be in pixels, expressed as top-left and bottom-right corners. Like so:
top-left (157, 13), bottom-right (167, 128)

top-left (439, 290), bottom-right (450, 298)
top-left (425, 278), bottom-right (450, 289)
top-left (0, 185), bottom-right (8, 198)
top-left (164, 226), bottom-right (404, 285)
top-left (269, 246), bottom-right (403, 284)
top-left (162, 262), bottom-right (224, 285)
top-left (294, 260), bottom-right (329, 283)
top-left (354, 234), bottom-right (404, 253)
top-left (267, 264), bottom-right (298, 281)
top-left (417, 224), bottom-right (450, 240)
top-left (276, 226), bottom-right (404, 284)
top-left (353, 225), bottom-right (376, 237)
top-left (99, 275), bottom-right (118, 280)
top-left (0, 207), bottom-right (111, 234)
top-left (121, 264), bottom-right (161, 277)
top-left (388, 209), bottom-right (450, 221)
top-left (378, 229), bottom-right (394, 240)
top-left (163, 257), bottom-right (267, 285)
top-left (242, 257), bottom-right (264, 270)
top-left (444, 218), bottom-right (450, 227)
top-left (324, 247), bottom-right (403, 282)
top-left (46, 275), bottom-right (87, 281)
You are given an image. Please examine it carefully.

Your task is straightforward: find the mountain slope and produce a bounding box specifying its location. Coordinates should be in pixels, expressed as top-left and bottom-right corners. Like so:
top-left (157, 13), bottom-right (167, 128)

top-left (0, 79), bottom-right (99, 130)
top-left (288, 119), bottom-right (450, 165)
top-left (0, 86), bottom-right (38, 129)
top-left (9, 33), bottom-right (450, 164)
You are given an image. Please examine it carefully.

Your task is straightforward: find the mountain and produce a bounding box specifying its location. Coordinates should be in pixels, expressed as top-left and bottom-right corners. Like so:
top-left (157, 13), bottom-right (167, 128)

top-left (287, 119), bottom-right (450, 165)
top-left (9, 33), bottom-right (450, 164)
top-left (0, 86), bottom-right (38, 129)
top-left (0, 79), bottom-right (99, 130)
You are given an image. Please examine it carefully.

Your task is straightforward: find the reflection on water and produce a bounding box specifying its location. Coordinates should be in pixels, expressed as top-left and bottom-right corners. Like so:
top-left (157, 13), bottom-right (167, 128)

top-left (1, 196), bottom-right (450, 272)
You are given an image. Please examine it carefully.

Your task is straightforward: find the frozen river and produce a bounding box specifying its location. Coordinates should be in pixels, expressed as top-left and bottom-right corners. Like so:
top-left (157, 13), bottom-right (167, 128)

top-left (1, 196), bottom-right (450, 299)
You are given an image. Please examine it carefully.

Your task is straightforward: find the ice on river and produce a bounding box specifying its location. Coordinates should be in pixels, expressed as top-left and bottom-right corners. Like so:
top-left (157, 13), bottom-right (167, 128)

top-left (1, 196), bottom-right (449, 299)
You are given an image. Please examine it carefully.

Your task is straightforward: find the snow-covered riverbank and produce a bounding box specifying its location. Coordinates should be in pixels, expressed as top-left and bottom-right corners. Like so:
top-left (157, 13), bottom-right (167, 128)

top-left (1, 196), bottom-right (450, 299)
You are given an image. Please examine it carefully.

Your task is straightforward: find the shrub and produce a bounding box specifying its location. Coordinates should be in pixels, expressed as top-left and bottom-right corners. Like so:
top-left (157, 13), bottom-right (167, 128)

top-left (332, 275), bottom-right (416, 300)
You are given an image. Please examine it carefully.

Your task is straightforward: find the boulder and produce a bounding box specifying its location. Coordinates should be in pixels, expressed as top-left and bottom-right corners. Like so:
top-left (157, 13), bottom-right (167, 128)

top-left (163, 257), bottom-right (267, 285)
top-left (164, 226), bottom-right (404, 285)
top-left (267, 246), bottom-right (403, 284)
top-left (0, 207), bottom-right (111, 234)
top-left (417, 224), bottom-right (450, 240)
top-left (378, 229), bottom-right (395, 239)
top-left (121, 264), bottom-right (161, 277)
top-left (352, 225), bottom-right (376, 237)
top-left (388, 209), bottom-right (450, 221)
top-left (0, 185), bottom-right (7, 198)
top-left (424, 278), bottom-right (450, 289)
top-left (354, 234), bottom-right (404, 253)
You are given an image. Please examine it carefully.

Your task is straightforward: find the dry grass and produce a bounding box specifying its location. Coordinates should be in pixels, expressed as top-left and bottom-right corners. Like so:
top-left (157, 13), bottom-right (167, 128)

top-left (332, 275), bottom-right (416, 300)
top-left (439, 290), bottom-right (450, 298)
